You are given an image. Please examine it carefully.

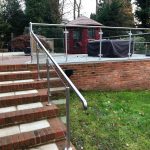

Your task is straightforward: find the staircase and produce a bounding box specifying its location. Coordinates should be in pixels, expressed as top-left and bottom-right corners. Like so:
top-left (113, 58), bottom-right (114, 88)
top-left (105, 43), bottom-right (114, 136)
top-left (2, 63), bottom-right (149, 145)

top-left (0, 64), bottom-right (75, 150)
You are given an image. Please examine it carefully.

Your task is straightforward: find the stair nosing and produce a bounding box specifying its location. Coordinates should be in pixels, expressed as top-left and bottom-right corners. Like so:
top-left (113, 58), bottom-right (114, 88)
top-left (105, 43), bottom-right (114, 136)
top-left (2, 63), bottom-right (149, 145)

top-left (0, 88), bottom-right (66, 107)
top-left (0, 118), bottom-right (66, 149)
top-left (0, 104), bottom-right (59, 128)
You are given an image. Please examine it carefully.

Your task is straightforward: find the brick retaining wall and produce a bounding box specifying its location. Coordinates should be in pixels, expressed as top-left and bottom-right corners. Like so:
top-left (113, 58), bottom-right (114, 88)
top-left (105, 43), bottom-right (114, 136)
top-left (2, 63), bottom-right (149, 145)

top-left (61, 60), bottom-right (150, 91)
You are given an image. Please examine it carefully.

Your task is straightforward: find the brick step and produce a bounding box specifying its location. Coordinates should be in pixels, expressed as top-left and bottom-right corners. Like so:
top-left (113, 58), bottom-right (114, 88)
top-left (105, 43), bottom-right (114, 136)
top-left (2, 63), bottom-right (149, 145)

top-left (0, 70), bottom-right (57, 81)
top-left (0, 103), bottom-right (59, 128)
top-left (0, 100), bottom-right (66, 127)
top-left (0, 118), bottom-right (66, 149)
top-left (0, 88), bottom-right (66, 107)
top-left (0, 78), bottom-right (63, 93)
top-left (0, 64), bottom-right (46, 72)
top-left (0, 63), bottom-right (77, 149)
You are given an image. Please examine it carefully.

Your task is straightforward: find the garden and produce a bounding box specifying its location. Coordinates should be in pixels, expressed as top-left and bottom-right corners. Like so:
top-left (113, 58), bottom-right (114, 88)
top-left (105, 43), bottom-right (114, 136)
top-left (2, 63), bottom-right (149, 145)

top-left (70, 90), bottom-right (150, 150)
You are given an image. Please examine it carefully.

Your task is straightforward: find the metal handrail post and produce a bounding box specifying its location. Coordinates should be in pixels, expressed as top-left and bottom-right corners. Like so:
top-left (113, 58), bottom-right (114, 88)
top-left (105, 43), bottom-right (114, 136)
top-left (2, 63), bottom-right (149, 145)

top-left (29, 22), bottom-right (33, 63)
top-left (128, 30), bottom-right (132, 59)
top-left (65, 87), bottom-right (72, 150)
top-left (133, 36), bottom-right (135, 54)
top-left (64, 27), bottom-right (69, 62)
top-left (36, 43), bottom-right (41, 80)
top-left (99, 31), bottom-right (103, 60)
top-left (46, 58), bottom-right (51, 104)
top-left (145, 43), bottom-right (148, 55)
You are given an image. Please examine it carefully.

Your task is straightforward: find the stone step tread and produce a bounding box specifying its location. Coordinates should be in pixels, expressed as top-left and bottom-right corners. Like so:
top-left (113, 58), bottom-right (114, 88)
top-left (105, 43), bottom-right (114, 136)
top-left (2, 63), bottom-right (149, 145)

top-left (0, 89), bottom-right (38, 98)
top-left (0, 70), bottom-right (31, 75)
top-left (29, 143), bottom-right (59, 150)
top-left (0, 64), bottom-right (46, 72)
top-left (52, 99), bottom-right (66, 105)
top-left (0, 69), bottom-right (49, 75)
top-left (0, 118), bottom-right (66, 149)
top-left (0, 78), bottom-right (62, 93)
top-left (0, 103), bottom-right (59, 127)
top-left (0, 119), bottom-right (50, 138)
top-left (29, 140), bottom-right (76, 150)
top-left (0, 69), bottom-right (57, 81)
top-left (0, 77), bottom-right (59, 85)
top-left (0, 102), bottom-right (43, 113)
top-left (0, 88), bottom-right (66, 107)
top-left (0, 79), bottom-right (35, 85)
top-left (60, 116), bottom-right (66, 124)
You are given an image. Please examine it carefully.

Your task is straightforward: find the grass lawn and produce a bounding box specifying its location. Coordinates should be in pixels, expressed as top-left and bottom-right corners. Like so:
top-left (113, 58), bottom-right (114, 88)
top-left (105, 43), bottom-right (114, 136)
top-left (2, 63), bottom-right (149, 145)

top-left (70, 90), bottom-right (150, 150)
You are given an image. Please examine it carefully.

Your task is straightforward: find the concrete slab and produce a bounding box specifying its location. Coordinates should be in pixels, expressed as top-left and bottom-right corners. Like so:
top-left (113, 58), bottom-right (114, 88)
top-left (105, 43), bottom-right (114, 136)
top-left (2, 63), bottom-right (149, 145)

top-left (50, 87), bottom-right (66, 92)
top-left (0, 92), bottom-right (14, 98)
top-left (0, 126), bottom-right (20, 137)
top-left (0, 79), bottom-right (34, 85)
top-left (0, 71), bottom-right (31, 75)
top-left (29, 143), bottom-right (58, 150)
top-left (15, 90), bottom-right (38, 95)
top-left (60, 116), bottom-right (66, 124)
top-left (0, 52), bottom-right (150, 65)
top-left (38, 143), bottom-right (58, 150)
top-left (17, 102), bottom-right (43, 110)
top-left (0, 106), bottom-right (17, 113)
top-left (14, 79), bottom-right (34, 83)
top-left (0, 81), bottom-right (13, 85)
top-left (20, 120), bottom-right (50, 133)
top-left (52, 99), bottom-right (66, 105)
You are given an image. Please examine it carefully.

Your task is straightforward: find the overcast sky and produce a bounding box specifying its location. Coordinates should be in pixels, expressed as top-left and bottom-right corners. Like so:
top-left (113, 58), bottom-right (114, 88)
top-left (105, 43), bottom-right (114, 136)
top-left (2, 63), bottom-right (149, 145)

top-left (80, 0), bottom-right (96, 17)
top-left (64, 0), bottom-right (136, 21)
top-left (63, 0), bottom-right (96, 20)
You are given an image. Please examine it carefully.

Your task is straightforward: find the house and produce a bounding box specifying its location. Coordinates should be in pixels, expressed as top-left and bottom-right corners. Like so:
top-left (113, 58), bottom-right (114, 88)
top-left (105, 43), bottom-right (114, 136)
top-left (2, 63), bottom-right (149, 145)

top-left (67, 16), bottom-right (102, 54)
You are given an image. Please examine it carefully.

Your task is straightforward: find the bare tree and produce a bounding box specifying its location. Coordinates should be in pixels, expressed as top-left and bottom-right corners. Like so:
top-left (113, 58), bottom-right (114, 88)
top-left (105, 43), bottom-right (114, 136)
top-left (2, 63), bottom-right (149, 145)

top-left (59, 0), bottom-right (66, 19)
top-left (73, 0), bottom-right (82, 19)
top-left (96, 0), bottom-right (98, 13)
top-left (59, 0), bottom-right (82, 20)
top-left (73, 0), bottom-right (76, 19)
top-left (76, 0), bottom-right (82, 17)
top-left (59, 0), bottom-right (73, 20)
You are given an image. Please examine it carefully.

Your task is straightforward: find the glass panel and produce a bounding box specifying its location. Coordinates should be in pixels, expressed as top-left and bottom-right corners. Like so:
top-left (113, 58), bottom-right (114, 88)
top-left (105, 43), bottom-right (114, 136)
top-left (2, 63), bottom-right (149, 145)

top-left (88, 28), bottom-right (95, 39)
top-left (73, 29), bottom-right (82, 48)
top-left (73, 30), bottom-right (81, 41)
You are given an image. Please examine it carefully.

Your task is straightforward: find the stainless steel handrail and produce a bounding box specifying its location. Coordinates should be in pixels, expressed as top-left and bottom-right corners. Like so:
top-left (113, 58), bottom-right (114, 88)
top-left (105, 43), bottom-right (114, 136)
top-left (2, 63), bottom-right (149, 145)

top-left (31, 22), bottom-right (150, 30)
top-left (134, 42), bottom-right (150, 44)
top-left (30, 30), bottom-right (88, 109)
top-left (104, 32), bottom-right (150, 39)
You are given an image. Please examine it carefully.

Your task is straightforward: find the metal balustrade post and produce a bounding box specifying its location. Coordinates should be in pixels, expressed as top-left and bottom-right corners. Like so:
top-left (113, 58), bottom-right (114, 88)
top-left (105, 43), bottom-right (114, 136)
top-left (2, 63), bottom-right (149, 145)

top-left (133, 36), bottom-right (135, 54)
top-left (145, 43), bottom-right (148, 55)
top-left (64, 28), bottom-right (69, 62)
top-left (36, 43), bottom-right (40, 80)
top-left (29, 22), bottom-right (33, 63)
top-left (99, 30), bottom-right (103, 60)
top-left (128, 30), bottom-right (132, 59)
top-left (65, 87), bottom-right (72, 150)
top-left (46, 58), bottom-right (51, 104)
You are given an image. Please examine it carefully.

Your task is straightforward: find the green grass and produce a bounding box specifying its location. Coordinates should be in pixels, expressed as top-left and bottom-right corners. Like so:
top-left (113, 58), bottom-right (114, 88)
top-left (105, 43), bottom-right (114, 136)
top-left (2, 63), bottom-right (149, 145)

top-left (70, 90), bottom-right (150, 150)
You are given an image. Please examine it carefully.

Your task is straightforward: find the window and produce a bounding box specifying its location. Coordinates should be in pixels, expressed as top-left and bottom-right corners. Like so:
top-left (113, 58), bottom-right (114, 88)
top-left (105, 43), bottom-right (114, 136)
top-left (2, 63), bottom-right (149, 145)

top-left (73, 29), bottom-right (82, 48)
top-left (88, 28), bottom-right (95, 39)
top-left (73, 30), bottom-right (82, 41)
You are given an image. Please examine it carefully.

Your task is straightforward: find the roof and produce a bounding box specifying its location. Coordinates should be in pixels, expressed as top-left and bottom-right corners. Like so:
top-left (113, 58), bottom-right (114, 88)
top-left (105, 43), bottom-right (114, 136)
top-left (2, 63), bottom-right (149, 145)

top-left (67, 16), bottom-right (102, 26)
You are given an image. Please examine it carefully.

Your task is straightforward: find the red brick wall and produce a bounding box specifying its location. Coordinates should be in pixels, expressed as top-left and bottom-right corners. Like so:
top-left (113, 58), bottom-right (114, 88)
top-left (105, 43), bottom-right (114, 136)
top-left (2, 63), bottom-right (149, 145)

top-left (61, 60), bottom-right (150, 91)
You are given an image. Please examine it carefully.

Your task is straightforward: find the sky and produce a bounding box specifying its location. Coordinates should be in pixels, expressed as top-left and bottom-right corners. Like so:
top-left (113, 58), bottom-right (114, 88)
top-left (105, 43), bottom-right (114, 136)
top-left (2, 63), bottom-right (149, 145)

top-left (63, 0), bottom-right (96, 20)
top-left (80, 0), bottom-right (96, 17)
top-left (64, 0), bottom-right (136, 21)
